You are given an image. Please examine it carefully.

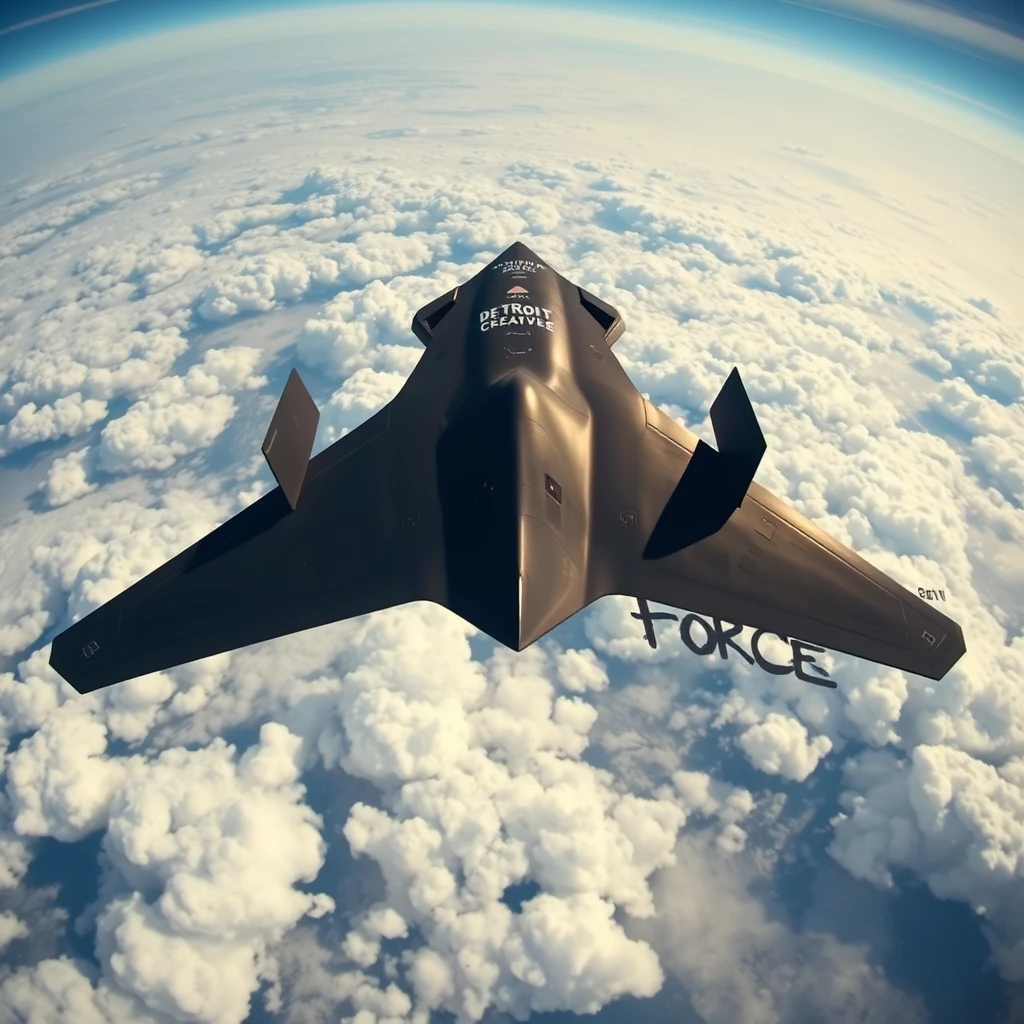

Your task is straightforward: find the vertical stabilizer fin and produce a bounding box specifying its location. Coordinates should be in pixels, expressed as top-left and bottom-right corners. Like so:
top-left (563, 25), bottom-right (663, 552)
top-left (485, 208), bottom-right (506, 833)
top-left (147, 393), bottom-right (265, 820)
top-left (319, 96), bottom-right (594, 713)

top-left (578, 287), bottom-right (625, 346)
top-left (262, 368), bottom-right (320, 510)
top-left (412, 287), bottom-right (459, 346)
top-left (644, 368), bottom-right (766, 558)
top-left (709, 366), bottom-right (766, 467)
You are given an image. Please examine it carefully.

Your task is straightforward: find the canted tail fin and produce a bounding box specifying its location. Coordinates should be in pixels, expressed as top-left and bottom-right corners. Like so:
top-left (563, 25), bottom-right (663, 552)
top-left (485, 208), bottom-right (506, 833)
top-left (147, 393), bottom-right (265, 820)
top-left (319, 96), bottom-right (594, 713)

top-left (644, 368), bottom-right (766, 558)
top-left (412, 287), bottom-right (459, 345)
top-left (262, 368), bottom-right (319, 510)
top-left (578, 287), bottom-right (625, 346)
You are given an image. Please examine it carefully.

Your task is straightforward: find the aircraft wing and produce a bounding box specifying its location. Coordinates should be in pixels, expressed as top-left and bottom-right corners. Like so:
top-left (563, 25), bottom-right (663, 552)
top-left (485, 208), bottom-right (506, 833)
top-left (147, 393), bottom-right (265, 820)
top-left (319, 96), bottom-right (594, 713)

top-left (624, 398), bottom-right (965, 680)
top-left (49, 403), bottom-right (417, 693)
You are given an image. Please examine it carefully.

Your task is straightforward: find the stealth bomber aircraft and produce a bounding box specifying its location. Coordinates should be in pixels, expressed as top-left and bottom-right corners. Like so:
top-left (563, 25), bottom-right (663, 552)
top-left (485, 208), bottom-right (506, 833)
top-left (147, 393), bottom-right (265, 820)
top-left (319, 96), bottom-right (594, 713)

top-left (50, 241), bottom-right (966, 692)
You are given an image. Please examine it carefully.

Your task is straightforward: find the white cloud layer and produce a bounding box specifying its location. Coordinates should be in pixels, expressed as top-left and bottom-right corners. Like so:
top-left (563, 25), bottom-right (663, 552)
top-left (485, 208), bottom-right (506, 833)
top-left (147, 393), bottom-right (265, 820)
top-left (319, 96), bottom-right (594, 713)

top-left (0, 7), bottom-right (1022, 1024)
top-left (0, 909), bottom-right (28, 951)
top-left (739, 713), bottom-right (834, 782)
top-left (98, 347), bottom-right (266, 472)
top-left (640, 831), bottom-right (928, 1024)
top-left (318, 631), bottom-right (685, 1021)
top-left (830, 745), bottom-right (1024, 979)
top-left (43, 447), bottom-right (98, 507)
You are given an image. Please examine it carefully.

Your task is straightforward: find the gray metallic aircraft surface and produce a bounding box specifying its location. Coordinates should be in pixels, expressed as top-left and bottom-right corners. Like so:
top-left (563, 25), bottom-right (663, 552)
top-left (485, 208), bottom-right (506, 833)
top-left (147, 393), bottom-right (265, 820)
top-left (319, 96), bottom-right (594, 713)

top-left (50, 241), bottom-right (965, 693)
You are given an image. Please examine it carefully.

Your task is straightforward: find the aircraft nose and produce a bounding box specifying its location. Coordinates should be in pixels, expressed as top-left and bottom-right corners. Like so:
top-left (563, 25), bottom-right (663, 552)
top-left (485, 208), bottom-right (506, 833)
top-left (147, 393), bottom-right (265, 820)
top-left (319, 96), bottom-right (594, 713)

top-left (494, 239), bottom-right (543, 265)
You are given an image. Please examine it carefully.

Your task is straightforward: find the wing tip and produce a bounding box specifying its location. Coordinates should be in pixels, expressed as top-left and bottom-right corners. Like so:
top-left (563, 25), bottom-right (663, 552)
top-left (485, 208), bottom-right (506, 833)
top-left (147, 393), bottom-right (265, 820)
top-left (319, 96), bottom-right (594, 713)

top-left (930, 622), bottom-right (967, 680)
top-left (48, 632), bottom-right (92, 694)
top-left (48, 615), bottom-right (128, 695)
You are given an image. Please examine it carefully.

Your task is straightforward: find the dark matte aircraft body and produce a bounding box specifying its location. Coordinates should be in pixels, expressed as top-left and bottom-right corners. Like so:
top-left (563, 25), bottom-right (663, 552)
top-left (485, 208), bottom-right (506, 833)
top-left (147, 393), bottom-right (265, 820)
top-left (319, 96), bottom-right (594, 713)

top-left (50, 242), bottom-right (965, 693)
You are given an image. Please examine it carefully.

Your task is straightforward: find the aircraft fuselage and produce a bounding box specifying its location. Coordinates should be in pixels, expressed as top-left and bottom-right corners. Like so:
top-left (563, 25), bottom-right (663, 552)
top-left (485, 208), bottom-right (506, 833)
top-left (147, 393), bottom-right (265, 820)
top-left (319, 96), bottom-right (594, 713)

top-left (48, 239), bottom-right (966, 694)
top-left (414, 245), bottom-right (647, 650)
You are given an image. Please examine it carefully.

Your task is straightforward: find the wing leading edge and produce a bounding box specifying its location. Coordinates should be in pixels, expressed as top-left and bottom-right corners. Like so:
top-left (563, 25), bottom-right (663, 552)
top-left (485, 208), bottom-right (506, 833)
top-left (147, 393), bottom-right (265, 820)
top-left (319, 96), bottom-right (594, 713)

top-left (626, 388), bottom-right (965, 680)
top-left (49, 399), bottom-right (418, 694)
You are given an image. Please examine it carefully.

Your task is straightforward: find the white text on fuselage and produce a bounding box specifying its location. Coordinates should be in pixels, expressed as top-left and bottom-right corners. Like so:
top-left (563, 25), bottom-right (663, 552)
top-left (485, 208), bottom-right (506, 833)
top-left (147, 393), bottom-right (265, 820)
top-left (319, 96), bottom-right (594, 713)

top-left (496, 259), bottom-right (543, 274)
top-left (480, 304), bottom-right (554, 332)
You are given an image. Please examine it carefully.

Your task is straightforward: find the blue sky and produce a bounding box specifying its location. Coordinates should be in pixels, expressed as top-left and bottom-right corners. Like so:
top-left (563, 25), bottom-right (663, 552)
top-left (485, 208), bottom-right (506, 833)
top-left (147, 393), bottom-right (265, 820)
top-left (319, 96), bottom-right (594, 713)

top-left (2, 0), bottom-right (1024, 120)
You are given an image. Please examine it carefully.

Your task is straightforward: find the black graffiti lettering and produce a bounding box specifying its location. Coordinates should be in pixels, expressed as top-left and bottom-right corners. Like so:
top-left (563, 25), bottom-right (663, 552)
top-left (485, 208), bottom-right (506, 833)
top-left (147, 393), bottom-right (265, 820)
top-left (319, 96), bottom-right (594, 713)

top-left (750, 629), bottom-right (794, 675)
top-left (791, 640), bottom-right (836, 688)
top-left (631, 599), bottom-right (679, 649)
top-left (632, 600), bottom-right (840, 686)
top-left (714, 618), bottom-right (755, 665)
top-left (679, 613), bottom-right (717, 656)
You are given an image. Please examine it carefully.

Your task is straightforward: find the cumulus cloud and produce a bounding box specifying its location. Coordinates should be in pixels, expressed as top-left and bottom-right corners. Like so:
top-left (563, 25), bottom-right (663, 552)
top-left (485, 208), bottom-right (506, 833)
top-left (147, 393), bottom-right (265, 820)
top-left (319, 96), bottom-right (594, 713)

top-left (554, 648), bottom-right (610, 694)
top-left (0, 909), bottom-right (28, 951)
top-left (192, 202), bottom-right (296, 249)
top-left (98, 347), bottom-right (265, 472)
top-left (0, 11), bottom-right (1022, 1022)
top-left (297, 274), bottom-right (449, 378)
top-left (640, 832), bottom-right (927, 1024)
top-left (0, 831), bottom-right (31, 892)
top-left (830, 745), bottom-right (1024, 979)
top-left (1, 322), bottom-right (191, 420)
top-left (739, 712), bottom-right (834, 782)
top-left (4, 723), bottom-right (333, 1023)
top-left (0, 956), bottom-right (160, 1024)
top-left (316, 366), bottom-right (409, 446)
top-left (309, 625), bottom-right (686, 1021)
top-left (7, 707), bottom-right (134, 842)
top-left (93, 724), bottom-right (332, 1021)
top-left (0, 648), bottom-right (73, 745)
top-left (42, 447), bottom-right (98, 507)
top-left (0, 392), bottom-right (108, 455)
top-left (0, 172), bottom-right (166, 259)
top-left (198, 250), bottom-right (340, 321)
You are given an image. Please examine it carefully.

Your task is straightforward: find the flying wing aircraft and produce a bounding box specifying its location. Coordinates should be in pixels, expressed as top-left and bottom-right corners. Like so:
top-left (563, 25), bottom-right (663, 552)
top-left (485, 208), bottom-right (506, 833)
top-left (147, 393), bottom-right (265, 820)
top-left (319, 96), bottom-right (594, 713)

top-left (49, 241), bottom-right (966, 693)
